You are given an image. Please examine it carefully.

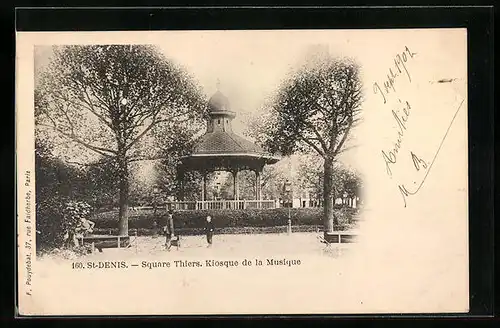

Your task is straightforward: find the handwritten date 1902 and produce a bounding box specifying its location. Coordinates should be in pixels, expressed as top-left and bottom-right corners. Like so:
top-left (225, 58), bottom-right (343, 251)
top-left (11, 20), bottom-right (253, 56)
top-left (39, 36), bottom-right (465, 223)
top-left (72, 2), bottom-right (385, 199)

top-left (373, 46), bottom-right (417, 104)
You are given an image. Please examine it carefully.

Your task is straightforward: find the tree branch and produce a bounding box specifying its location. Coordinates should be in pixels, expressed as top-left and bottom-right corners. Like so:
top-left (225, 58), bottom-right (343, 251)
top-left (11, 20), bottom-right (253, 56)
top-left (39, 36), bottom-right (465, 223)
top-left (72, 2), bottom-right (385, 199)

top-left (305, 121), bottom-right (328, 153)
top-left (65, 157), bottom-right (115, 166)
top-left (123, 110), bottom-right (192, 152)
top-left (336, 143), bottom-right (359, 155)
top-left (333, 119), bottom-right (353, 156)
top-left (50, 90), bottom-right (114, 134)
top-left (128, 155), bottom-right (166, 163)
top-left (38, 123), bottom-right (117, 158)
top-left (299, 136), bottom-right (325, 157)
top-left (58, 102), bottom-right (76, 135)
top-left (80, 86), bottom-right (115, 131)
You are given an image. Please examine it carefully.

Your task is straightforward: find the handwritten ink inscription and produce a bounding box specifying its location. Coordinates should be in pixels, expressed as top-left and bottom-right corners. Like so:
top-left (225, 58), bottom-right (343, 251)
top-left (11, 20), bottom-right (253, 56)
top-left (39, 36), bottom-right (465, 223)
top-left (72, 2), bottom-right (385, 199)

top-left (375, 46), bottom-right (465, 207)
top-left (397, 99), bottom-right (465, 207)
top-left (410, 151), bottom-right (428, 171)
top-left (375, 46), bottom-right (426, 207)
top-left (373, 46), bottom-right (417, 104)
top-left (381, 99), bottom-right (412, 176)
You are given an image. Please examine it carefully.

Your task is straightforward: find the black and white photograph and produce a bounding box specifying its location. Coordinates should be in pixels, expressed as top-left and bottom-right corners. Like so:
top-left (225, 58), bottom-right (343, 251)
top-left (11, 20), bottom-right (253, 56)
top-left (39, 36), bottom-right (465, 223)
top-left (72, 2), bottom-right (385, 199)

top-left (17, 29), bottom-right (468, 315)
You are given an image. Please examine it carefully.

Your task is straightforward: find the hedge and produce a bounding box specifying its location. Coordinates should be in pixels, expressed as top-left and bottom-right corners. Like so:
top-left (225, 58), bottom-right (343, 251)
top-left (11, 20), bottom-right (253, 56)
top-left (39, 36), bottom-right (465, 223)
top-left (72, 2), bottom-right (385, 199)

top-left (92, 207), bottom-right (359, 231)
top-left (93, 225), bottom-right (332, 236)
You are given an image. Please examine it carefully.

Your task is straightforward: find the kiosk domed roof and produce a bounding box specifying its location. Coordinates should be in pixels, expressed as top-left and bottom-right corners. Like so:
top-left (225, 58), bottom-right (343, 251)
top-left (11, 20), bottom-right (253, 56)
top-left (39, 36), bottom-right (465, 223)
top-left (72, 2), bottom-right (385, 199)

top-left (179, 83), bottom-right (280, 171)
top-left (208, 90), bottom-right (230, 112)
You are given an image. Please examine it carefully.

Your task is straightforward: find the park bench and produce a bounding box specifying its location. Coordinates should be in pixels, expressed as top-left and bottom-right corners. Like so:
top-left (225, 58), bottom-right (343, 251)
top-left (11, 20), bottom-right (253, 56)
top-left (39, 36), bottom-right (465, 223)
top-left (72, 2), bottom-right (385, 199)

top-left (79, 235), bottom-right (130, 253)
top-left (317, 232), bottom-right (357, 247)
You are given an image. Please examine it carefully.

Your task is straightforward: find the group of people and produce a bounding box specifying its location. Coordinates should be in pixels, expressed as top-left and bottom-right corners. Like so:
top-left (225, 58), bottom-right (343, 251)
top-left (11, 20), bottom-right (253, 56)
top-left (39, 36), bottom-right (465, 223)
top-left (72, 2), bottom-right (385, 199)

top-left (163, 210), bottom-right (215, 250)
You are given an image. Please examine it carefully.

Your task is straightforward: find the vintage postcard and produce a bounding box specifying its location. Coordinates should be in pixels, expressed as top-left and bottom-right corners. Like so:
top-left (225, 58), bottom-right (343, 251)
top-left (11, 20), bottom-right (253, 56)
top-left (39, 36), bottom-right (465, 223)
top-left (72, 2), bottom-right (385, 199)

top-left (16, 29), bottom-right (468, 315)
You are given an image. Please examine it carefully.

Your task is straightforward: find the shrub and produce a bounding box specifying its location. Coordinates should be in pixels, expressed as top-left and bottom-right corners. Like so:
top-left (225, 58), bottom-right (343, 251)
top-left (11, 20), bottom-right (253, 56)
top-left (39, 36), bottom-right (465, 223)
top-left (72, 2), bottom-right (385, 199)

top-left (94, 224), bottom-right (330, 236)
top-left (36, 195), bottom-right (66, 248)
top-left (36, 199), bottom-right (93, 249)
top-left (62, 200), bottom-right (92, 237)
top-left (92, 207), bottom-right (359, 231)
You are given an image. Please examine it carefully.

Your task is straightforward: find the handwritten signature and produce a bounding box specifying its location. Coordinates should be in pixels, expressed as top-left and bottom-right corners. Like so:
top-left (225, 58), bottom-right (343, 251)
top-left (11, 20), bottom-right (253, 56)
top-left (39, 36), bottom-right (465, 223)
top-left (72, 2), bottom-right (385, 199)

top-left (398, 99), bottom-right (465, 207)
top-left (381, 99), bottom-right (412, 176)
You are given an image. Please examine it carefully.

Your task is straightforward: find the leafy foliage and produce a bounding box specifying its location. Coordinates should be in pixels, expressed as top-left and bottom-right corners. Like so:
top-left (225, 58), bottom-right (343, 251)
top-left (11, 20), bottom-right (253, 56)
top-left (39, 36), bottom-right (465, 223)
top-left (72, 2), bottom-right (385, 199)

top-left (83, 160), bottom-right (121, 207)
top-left (259, 54), bottom-right (362, 158)
top-left (36, 44), bottom-right (206, 162)
top-left (247, 49), bottom-right (363, 231)
top-left (35, 45), bottom-right (207, 234)
top-left (61, 201), bottom-right (93, 241)
top-left (297, 154), bottom-right (363, 199)
top-left (154, 123), bottom-right (206, 200)
top-left (35, 142), bottom-right (95, 248)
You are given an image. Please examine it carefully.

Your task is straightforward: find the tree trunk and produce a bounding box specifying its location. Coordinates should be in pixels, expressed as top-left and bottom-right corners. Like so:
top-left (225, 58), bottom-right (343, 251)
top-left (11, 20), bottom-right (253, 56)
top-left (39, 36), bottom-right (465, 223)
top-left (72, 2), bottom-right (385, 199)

top-left (118, 157), bottom-right (130, 236)
top-left (323, 156), bottom-right (338, 234)
top-left (176, 169), bottom-right (185, 201)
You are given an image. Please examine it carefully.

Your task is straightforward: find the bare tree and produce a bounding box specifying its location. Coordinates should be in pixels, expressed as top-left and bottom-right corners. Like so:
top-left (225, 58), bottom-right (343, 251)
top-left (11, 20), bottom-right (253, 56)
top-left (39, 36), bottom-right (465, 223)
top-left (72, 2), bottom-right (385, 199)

top-left (35, 45), bottom-right (206, 235)
top-left (252, 51), bottom-right (363, 232)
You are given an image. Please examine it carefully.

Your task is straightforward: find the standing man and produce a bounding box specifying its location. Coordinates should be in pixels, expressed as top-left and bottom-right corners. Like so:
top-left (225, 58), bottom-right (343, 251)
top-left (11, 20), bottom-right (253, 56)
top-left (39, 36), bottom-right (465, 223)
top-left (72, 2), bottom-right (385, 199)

top-left (205, 215), bottom-right (214, 247)
top-left (164, 210), bottom-right (175, 250)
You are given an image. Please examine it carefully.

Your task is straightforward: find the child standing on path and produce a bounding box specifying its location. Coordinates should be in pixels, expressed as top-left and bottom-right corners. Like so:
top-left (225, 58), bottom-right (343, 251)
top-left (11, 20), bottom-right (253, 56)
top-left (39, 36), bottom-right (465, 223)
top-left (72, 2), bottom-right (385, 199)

top-left (205, 216), bottom-right (214, 247)
top-left (164, 210), bottom-right (175, 250)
